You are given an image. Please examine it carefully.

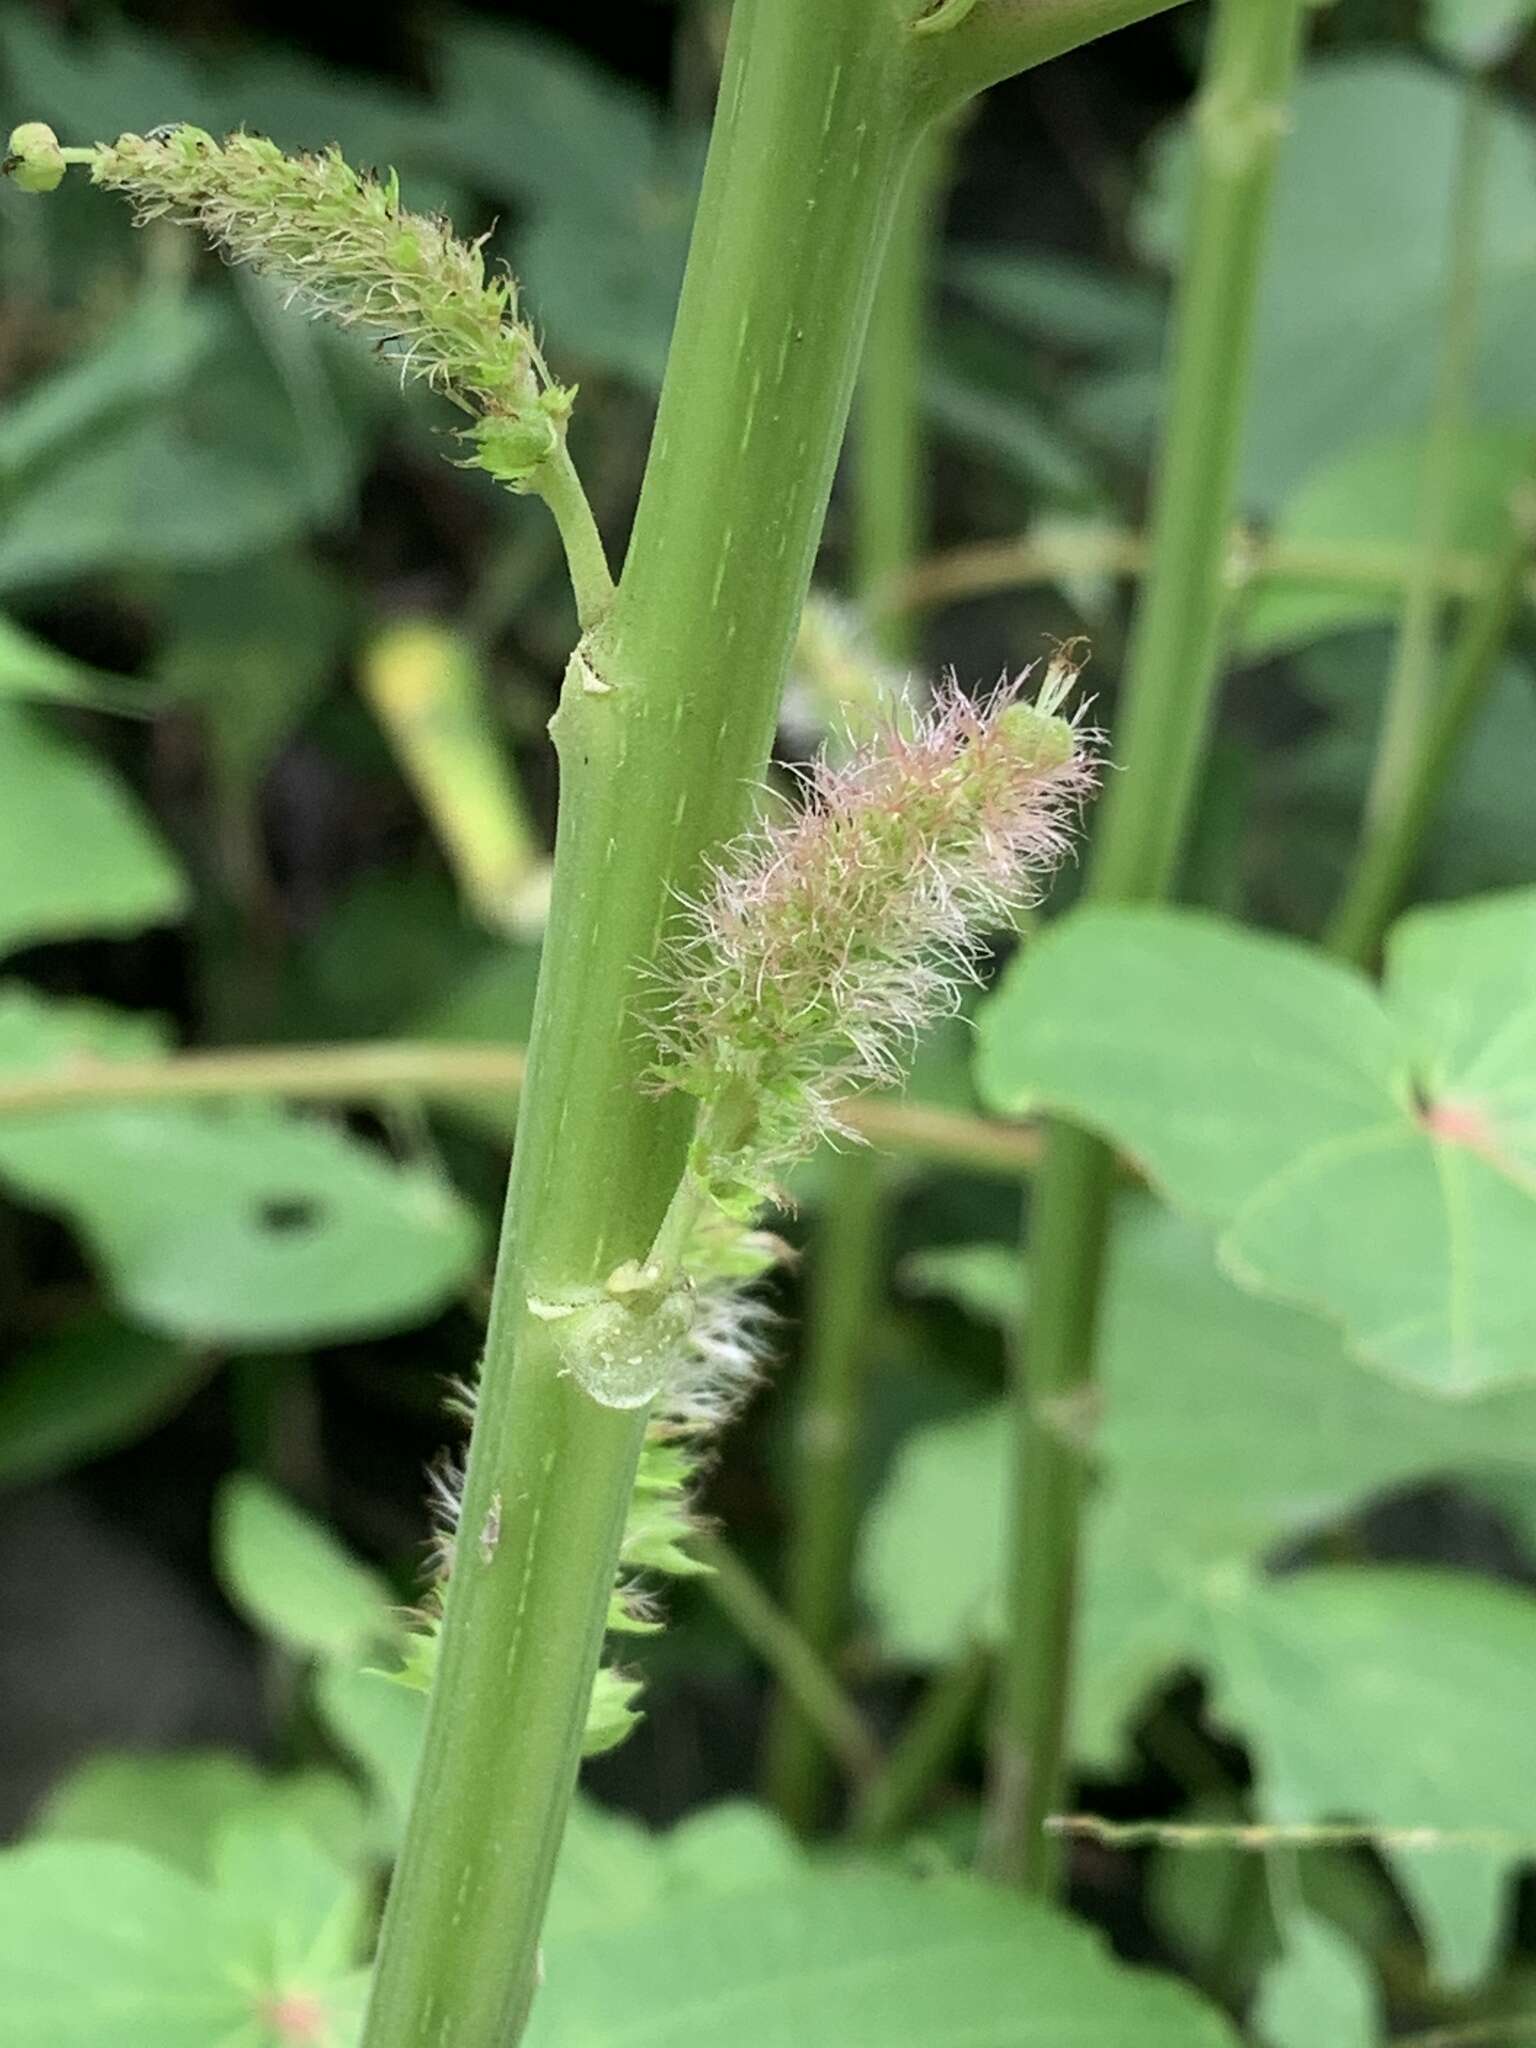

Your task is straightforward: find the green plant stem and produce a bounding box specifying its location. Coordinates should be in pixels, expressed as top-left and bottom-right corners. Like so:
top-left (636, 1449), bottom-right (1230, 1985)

top-left (850, 1641), bottom-right (991, 1844)
top-left (761, 1149), bottom-right (890, 1832)
top-left (0, 1041), bottom-right (1046, 1177)
top-left (983, 0), bottom-right (1306, 1895)
top-left (360, 9), bottom-right (931, 2042)
top-left (885, 526), bottom-right (1525, 617)
top-left (1358, 77), bottom-right (1493, 842)
top-left (534, 442), bottom-right (615, 631)
top-left (1326, 479), bottom-right (1536, 965)
top-left (695, 1533), bottom-right (882, 1789)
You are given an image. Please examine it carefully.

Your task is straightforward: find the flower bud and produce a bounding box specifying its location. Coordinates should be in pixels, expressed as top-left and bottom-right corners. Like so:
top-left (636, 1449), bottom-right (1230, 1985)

top-left (5, 122), bottom-right (66, 194)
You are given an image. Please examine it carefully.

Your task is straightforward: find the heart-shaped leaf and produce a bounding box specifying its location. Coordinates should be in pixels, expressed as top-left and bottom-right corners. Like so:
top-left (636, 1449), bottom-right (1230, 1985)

top-left (978, 893), bottom-right (1536, 1393)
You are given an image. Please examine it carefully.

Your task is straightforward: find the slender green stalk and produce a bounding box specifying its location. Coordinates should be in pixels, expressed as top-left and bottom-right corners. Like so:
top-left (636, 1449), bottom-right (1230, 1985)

top-left (0, 1039), bottom-right (1045, 1175)
top-left (696, 1533), bottom-right (882, 1789)
top-left (886, 526), bottom-right (1524, 617)
top-left (1326, 477), bottom-right (1536, 965)
top-left (1358, 78), bottom-right (1494, 841)
top-left (1325, 77), bottom-right (1525, 969)
top-left (983, 0), bottom-right (1307, 1892)
top-left (361, 10), bottom-right (930, 2041)
top-left (760, 120), bottom-right (943, 1838)
top-left (760, 1148), bottom-right (891, 1830)
top-left (851, 1641), bottom-right (991, 1844)
top-left (537, 443), bottom-right (616, 632)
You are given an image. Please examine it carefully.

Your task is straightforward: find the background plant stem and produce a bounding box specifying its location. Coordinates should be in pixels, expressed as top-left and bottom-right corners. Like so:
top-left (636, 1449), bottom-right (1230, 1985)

top-left (359, 8), bottom-right (927, 2043)
top-left (1356, 78), bottom-right (1493, 846)
top-left (698, 1534), bottom-right (881, 1792)
top-left (1325, 75), bottom-right (1520, 969)
top-left (886, 526), bottom-right (1526, 616)
top-left (759, 124), bottom-right (942, 1838)
top-left (982, 0), bottom-right (1307, 1893)
top-left (851, 1641), bottom-right (991, 1844)
top-left (0, 1040), bottom-right (1044, 1177)
top-left (1326, 478), bottom-right (1534, 966)
top-left (760, 1147), bottom-right (890, 1830)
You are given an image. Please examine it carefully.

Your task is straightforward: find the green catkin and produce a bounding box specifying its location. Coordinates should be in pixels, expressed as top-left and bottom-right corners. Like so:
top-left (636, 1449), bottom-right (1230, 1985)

top-left (9, 123), bottom-right (574, 489)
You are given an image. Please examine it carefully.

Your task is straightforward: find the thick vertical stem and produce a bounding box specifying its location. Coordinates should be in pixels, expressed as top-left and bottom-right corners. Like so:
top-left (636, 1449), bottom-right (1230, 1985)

top-left (361, 10), bottom-right (922, 2045)
top-left (983, 0), bottom-right (1307, 1891)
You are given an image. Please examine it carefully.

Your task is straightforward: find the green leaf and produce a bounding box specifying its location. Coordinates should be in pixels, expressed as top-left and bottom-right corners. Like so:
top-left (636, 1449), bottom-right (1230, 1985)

top-left (0, 317), bottom-right (357, 594)
top-left (0, 291), bottom-right (221, 478)
top-left (312, 1661), bottom-right (425, 1851)
top-left (658, 1802), bottom-right (805, 1900)
top-left (862, 1206), bottom-right (1536, 1749)
top-left (1252, 1911), bottom-right (1377, 2048)
top-left (215, 1476), bottom-right (394, 1661)
top-left (431, 22), bottom-right (660, 220)
top-left (0, 1314), bottom-right (207, 1488)
top-left (1205, 1567), bottom-right (1536, 1987)
top-left (155, 552), bottom-right (353, 792)
top-left (946, 247), bottom-right (1166, 361)
top-left (1138, 58), bottom-right (1536, 508)
top-left (0, 986), bottom-right (481, 1345)
top-left (1148, 1795), bottom-right (1399, 2002)
top-left (36, 1752), bottom-right (367, 1885)
top-left (862, 1403), bottom-right (1006, 1664)
top-left (0, 703), bottom-right (186, 955)
top-left (0, 1829), bottom-right (365, 2047)
top-left (430, 23), bottom-right (698, 390)
top-left (976, 894), bottom-right (1536, 1394)
top-left (926, 343), bottom-right (1093, 499)
top-left (545, 1799), bottom-right (804, 1943)
top-left (408, 943), bottom-right (541, 1141)
top-left (900, 1242), bottom-right (1027, 1326)
top-left (211, 1817), bottom-right (364, 1985)
top-left (523, 1870), bottom-right (1239, 2047)
top-left (1426, 0), bottom-right (1536, 67)
top-left (0, 613), bottom-right (148, 712)
top-left (1271, 639), bottom-right (1536, 913)
top-left (1234, 424), bottom-right (1536, 658)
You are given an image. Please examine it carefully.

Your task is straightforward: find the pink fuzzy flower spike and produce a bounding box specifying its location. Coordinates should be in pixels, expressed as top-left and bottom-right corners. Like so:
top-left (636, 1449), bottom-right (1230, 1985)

top-left (653, 644), bottom-right (1099, 1199)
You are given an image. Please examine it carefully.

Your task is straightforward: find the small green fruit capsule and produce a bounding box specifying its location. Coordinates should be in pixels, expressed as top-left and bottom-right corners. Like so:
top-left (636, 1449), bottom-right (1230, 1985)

top-left (471, 411), bottom-right (560, 486)
top-left (5, 122), bottom-right (66, 194)
top-left (996, 700), bottom-right (1076, 773)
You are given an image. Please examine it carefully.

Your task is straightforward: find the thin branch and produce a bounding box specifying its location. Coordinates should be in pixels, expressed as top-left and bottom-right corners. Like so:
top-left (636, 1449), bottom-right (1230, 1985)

top-left (913, 0), bottom-right (1191, 116)
top-left (0, 1039), bottom-right (1043, 1177)
top-left (695, 1533), bottom-right (882, 1789)
top-left (884, 527), bottom-right (1519, 620)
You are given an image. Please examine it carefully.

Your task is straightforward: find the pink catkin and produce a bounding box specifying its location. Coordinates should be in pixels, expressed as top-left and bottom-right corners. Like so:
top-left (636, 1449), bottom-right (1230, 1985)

top-left (653, 657), bottom-right (1098, 1176)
